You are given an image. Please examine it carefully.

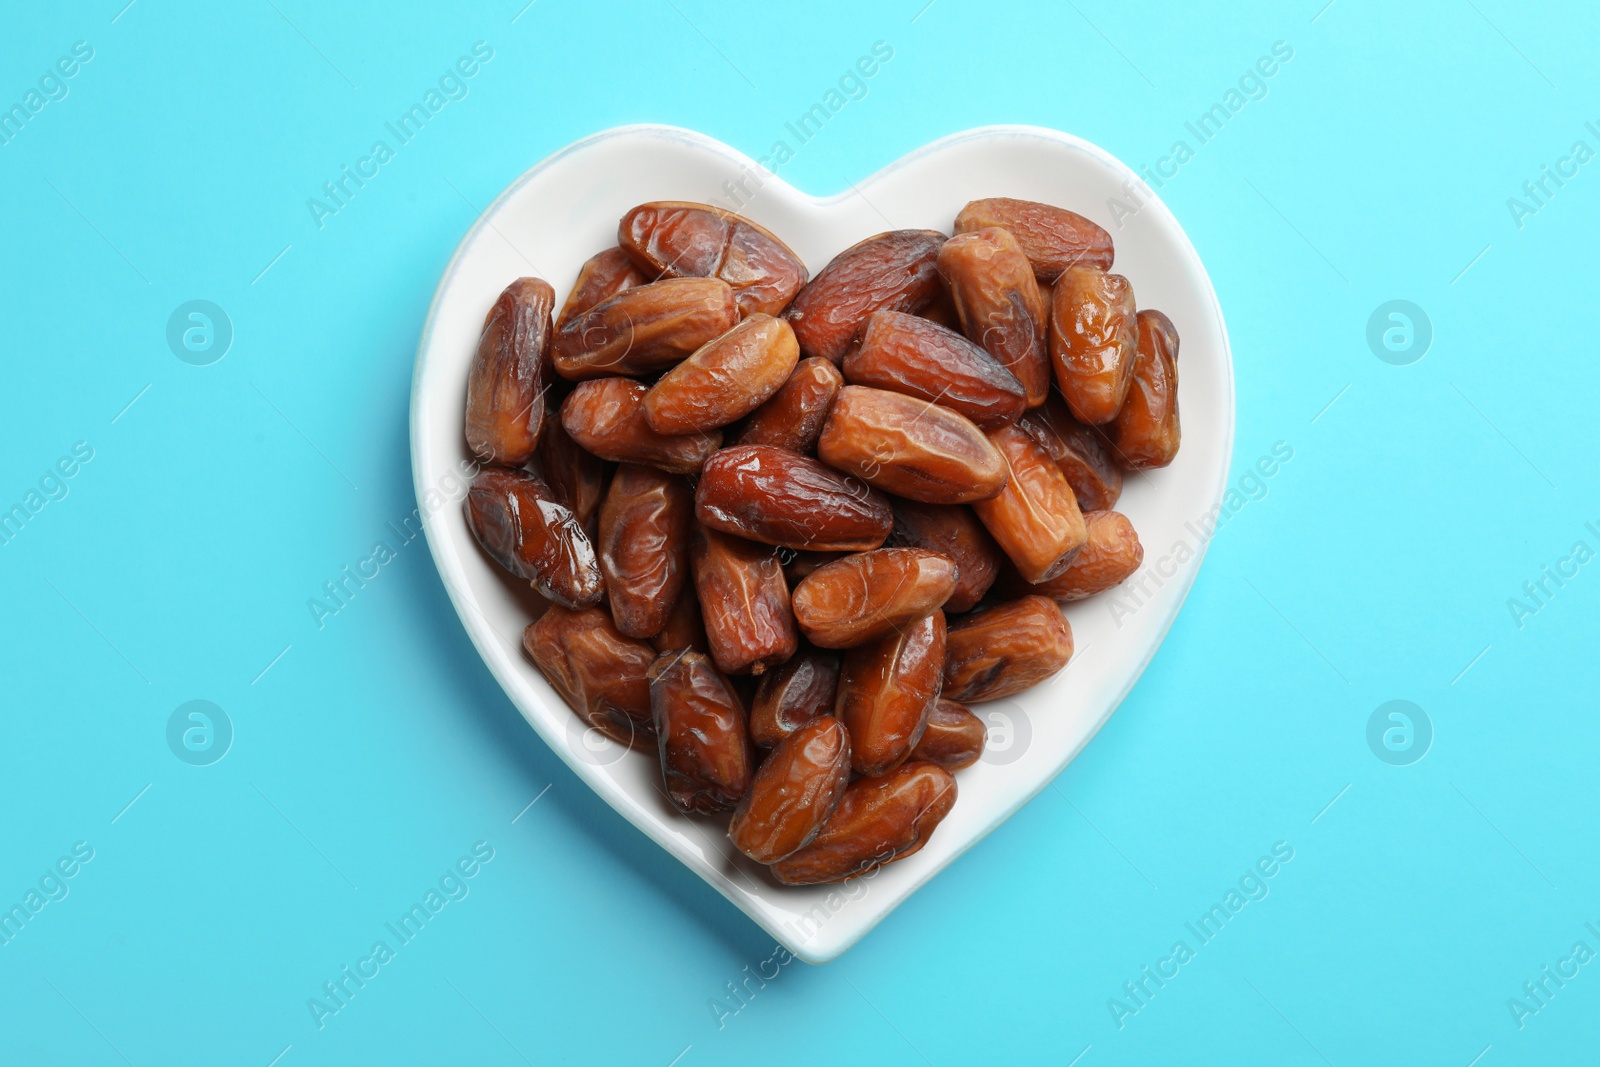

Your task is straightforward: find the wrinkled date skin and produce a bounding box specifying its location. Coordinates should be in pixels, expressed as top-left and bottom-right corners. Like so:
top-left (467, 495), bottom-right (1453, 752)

top-left (885, 500), bottom-right (1003, 613)
top-left (837, 610), bottom-right (945, 777)
top-left (784, 230), bottom-right (947, 363)
top-left (1049, 267), bottom-right (1137, 425)
top-left (551, 277), bottom-right (739, 379)
top-left (648, 650), bottom-right (753, 814)
top-left (650, 586), bottom-right (709, 654)
top-left (556, 247), bottom-right (650, 331)
top-left (749, 645), bottom-right (841, 749)
top-left (524, 606), bottom-right (656, 750)
top-left (943, 596), bottom-right (1073, 702)
top-left (598, 464), bottom-right (693, 638)
top-left (465, 277), bottom-right (554, 466)
top-left (792, 549), bottom-right (957, 649)
top-left (695, 444), bottom-right (893, 552)
top-left (954, 198), bottom-right (1114, 280)
top-left (465, 467), bottom-right (604, 608)
top-left (643, 315), bottom-right (800, 435)
top-left (619, 202), bottom-right (808, 318)
top-left (908, 698), bottom-right (986, 772)
top-left (728, 716), bottom-right (851, 863)
top-left (560, 378), bottom-right (721, 473)
top-left (844, 310), bottom-right (1026, 428)
top-left (1017, 395), bottom-right (1123, 512)
top-left (1108, 309), bottom-right (1181, 469)
top-left (1028, 510), bottom-right (1144, 602)
top-left (734, 356), bottom-right (845, 454)
top-left (817, 386), bottom-right (1008, 505)
top-left (690, 524), bottom-right (799, 675)
top-left (972, 424), bottom-right (1088, 585)
top-left (770, 761), bottom-right (957, 885)
top-left (937, 227), bottom-right (1051, 407)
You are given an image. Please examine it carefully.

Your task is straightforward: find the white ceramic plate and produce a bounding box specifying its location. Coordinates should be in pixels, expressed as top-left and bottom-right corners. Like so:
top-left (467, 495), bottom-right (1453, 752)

top-left (410, 125), bottom-right (1234, 964)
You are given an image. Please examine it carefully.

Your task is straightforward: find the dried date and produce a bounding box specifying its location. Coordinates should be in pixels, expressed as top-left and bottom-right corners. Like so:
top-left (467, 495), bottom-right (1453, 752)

top-left (690, 524), bottom-right (799, 675)
top-left (649, 650), bottom-right (753, 814)
top-left (551, 277), bottom-right (739, 379)
top-left (791, 548), bottom-right (957, 648)
top-left (597, 464), bottom-right (693, 638)
top-left (643, 314), bottom-right (800, 435)
top-left (465, 277), bottom-right (554, 466)
top-left (937, 227), bottom-right (1051, 407)
top-left (560, 377), bottom-right (720, 473)
top-left (784, 230), bottom-right (946, 363)
top-left (954, 197), bottom-right (1113, 279)
top-left (523, 606), bottom-right (656, 749)
top-left (1049, 267), bottom-right (1137, 425)
top-left (816, 386), bottom-right (1008, 505)
top-left (769, 761), bottom-right (957, 885)
top-left (836, 610), bottom-right (945, 777)
top-left (943, 596), bottom-right (1073, 702)
top-left (971, 424), bottom-right (1087, 584)
top-left (619, 201), bottom-right (807, 317)
top-left (695, 444), bottom-right (892, 552)
top-left (843, 309), bottom-right (1026, 428)
top-left (728, 716), bottom-right (851, 863)
top-left (465, 467), bottom-right (603, 608)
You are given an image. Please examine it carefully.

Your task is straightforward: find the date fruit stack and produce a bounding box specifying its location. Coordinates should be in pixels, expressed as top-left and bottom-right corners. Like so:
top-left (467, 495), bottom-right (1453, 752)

top-left (460, 197), bottom-right (1180, 886)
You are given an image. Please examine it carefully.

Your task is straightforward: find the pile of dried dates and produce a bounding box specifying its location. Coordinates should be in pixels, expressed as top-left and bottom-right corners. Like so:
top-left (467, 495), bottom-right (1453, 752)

top-left (461, 197), bottom-right (1179, 886)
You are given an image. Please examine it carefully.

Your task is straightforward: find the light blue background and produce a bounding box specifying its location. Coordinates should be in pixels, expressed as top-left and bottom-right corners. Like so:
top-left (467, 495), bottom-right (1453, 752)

top-left (2, 1), bottom-right (1596, 1063)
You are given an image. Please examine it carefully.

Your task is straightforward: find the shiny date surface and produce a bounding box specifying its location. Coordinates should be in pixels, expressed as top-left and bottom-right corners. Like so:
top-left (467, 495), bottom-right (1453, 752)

top-left (695, 444), bottom-right (892, 552)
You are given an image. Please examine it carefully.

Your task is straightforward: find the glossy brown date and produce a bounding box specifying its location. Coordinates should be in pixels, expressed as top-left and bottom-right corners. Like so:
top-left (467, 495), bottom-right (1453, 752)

top-left (524, 606), bottom-right (656, 749)
top-left (1027, 510), bottom-right (1144, 602)
top-left (690, 524), bottom-right (799, 675)
top-left (791, 549), bottom-right (957, 649)
top-left (728, 716), bottom-right (851, 863)
top-left (954, 198), bottom-right (1114, 280)
top-left (907, 698), bottom-right (986, 772)
top-left (597, 464), bottom-right (693, 638)
top-left (1016, 395), bottom-right (1123, 512)
top-left (465, 277), bottom-right (554, 466)
top-left (769, 761), bottom-right (957, 885)
top-left (734, 356), bottom-right (844, 454)
top-left (1108, 309), bottom-right (1181, 469)
top-left (784, 230), bottom-right (946, 363)
top-left (533, 405), bottom-right (609, 530)
top-left (695, 444), bottom-right (892, 552)
top-left (619, 202), bottom-right (808, 317)
top-left (560, 377), bottom-right (720, 474)
top-left (884, 500), bottom-right (1003, 613)
top-left (936, 227), bottom-right (1051, 408)
top-left (943, 596), bottom-right (1073, 702)
top-left (843, 310), bottom-right (1026, 428)
top-left (551, 277), bottom-right (739, 379)
top-left (837, 610), bottom-right (945, 777)
top-left (971, 423), bottom-right (1088, 584)
top-left (643, 314), bottom-right (799, 435)
top-left (1049, 267), bottom-right (1137, 425)
top-left (648, 650), bottom-right (752, 814)
top-left (465, 467), bottom-right (604, 608)
top-left (749, 644), bottom-right (840, 749)
top-left (555, 247), bottom-right (649, 331)
top-left (816, 386), bottom-right (1008, 505)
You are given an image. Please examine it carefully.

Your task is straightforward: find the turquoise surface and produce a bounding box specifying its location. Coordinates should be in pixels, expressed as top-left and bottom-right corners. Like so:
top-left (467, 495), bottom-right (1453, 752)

top-left (2, 1), bottom-right (1596, 1063)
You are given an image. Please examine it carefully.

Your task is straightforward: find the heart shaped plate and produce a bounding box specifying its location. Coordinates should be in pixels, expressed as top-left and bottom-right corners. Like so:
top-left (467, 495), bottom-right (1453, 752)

top-left (410, 124), bottom-right (1234, 963)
